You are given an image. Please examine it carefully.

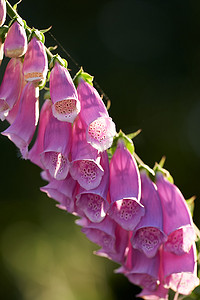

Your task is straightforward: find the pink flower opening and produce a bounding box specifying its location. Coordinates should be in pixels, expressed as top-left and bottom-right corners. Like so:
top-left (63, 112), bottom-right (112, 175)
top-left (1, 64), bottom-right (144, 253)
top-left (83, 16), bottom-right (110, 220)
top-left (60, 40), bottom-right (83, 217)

top-left (164, 226), bottom-right (196, 255)
top-left (133, 227), bottom-right (166, 258)
top-left (70, 159), bottom-right (104, 190)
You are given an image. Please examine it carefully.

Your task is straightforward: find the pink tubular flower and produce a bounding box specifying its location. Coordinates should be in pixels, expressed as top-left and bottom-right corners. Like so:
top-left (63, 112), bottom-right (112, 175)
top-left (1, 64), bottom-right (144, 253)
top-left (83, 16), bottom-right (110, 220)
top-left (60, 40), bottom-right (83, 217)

top-left (23, 36), bottom-right (48, 83)
top-left (28, 99), bottom-right (52, 168)
top-left (40, 108), bottom-right (72, 180)
top-left (95, 222), bottom-right (129, 264)
top-left (4, 21), bottom-right (27, 58)
top-left (77, 215), bottom-right (117, 254)
top-left (76, 150), bottom-right (110, 223)
top-left (162, 243), bottom-right (199, 295)
top-left (131, 171), bottom-right (167, 258)
top-left (41, 174), bottom-right (77, 214)
top-left (138, 285), bottom-right (169, 300)
top-left (108, 139), bottom-right (144, 231)
top-left (0, 58), bottom-right (24, 121)
top-left (2, 82), bottom-right (39, 159)
top-left (77, 79), bottom-right (116, 151)
top-left (0, 0), bottom-right (6, 26)
top-left (156, 172), bottom-right (196, 255)
top-left (50, 62), bottom-right (80, 123)
top-left (116, 241), bottom-right (160, 292)
top-left (70, 115), bottom-right (104, 190)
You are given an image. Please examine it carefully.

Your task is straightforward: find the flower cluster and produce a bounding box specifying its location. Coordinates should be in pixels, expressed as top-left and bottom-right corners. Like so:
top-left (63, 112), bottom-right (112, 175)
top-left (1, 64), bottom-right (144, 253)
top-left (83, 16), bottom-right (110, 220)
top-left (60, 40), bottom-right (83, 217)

top-left (0, 2), bottom-right (199, 299)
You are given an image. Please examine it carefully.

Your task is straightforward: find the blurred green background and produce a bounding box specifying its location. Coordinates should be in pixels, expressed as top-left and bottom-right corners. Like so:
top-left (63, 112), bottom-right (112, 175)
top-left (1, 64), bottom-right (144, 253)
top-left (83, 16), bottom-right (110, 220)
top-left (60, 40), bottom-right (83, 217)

top-left (1, 0), bottom-right (200, 299)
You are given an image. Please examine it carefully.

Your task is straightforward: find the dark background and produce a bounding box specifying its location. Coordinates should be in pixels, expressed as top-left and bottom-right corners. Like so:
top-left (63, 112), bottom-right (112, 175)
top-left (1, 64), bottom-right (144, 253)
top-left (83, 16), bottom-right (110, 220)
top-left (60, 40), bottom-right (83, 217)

top-left (1, 0), bottom-right (200, 299)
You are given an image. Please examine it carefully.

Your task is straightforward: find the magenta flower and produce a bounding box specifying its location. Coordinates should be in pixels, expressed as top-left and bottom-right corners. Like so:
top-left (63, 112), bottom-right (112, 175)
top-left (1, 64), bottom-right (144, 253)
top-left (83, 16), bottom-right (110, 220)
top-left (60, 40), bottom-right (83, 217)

top-left (76, 150), bottom-right (110, 223)
top-left (138, 285), bottom-right (169, 300)
top-left (95, 222), bottom-right (129, 264)
top-left (77, 215), bottom-right (117, 254)
top-left (116, 241), bottom-right (160, 292)
top-left (23, 36), bottom-right (48, 83)
top-left (0, 0), bottom-right (6, 26)
top-left (77, 79), bottom-right (116, 151)
top-left (2, 82), bottom-right (39, 159)
top-left (4, 21), bottom-right (27, 58)
top-left (40, 108), bottom-right (72, 180)
top-left (41, 174), bottom-right (77, 214)
top-left (131, 171), bottom-right (167, 258)
top-left (156, 172), bottom-right (196, 255)
top-left (108, 139), bottom-right (144, 231)
top-left (28, 99), bottom-right (52, 168)
top-left (50, 62), bottom-right (80, 123)
top-left (162, 243), bottom-right (199, 295)
top-left (6, 80), bottom-right (26, 124)
top-left (0, 58), bottom-right (24, 121)
top-left (70, 115), bottom-right (104, 190)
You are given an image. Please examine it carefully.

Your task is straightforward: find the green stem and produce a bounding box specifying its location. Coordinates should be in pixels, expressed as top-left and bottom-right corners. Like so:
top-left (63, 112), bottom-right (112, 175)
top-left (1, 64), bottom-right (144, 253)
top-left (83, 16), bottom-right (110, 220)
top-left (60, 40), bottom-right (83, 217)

top-left (5, 0), bottom-right (53, 61)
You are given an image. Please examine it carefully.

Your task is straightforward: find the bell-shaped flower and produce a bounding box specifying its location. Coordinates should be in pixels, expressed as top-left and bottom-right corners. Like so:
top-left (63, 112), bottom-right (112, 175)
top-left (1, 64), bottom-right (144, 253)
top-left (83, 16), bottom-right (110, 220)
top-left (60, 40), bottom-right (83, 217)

top-left (77, 79), bottom-right (116, 151)
top-left (116, 241), bottom-right (160, 292)
top-left (50, 62), bottom-right (80, 123)
top-left (23, 36), bottom-right (48, 83)
top-left (156, 172), bottom-right (196, 255)
top-left (70, 115), bottom-right (104, 190)
top-left (77, 215), bottom-right (117, 255)
top-left (138, 285), bottom-right (169, 300)
top-left (162, 243), bottom-right (199, 295)
top-left (4, 21), bottom-right (27, 58)
top-left (0, 58), bottom-right (24, 121)
top-left (2, 82), bottom-right (39, 159)
top-left (40, 174), bottom-right (77, 214)
top-left (40, 108), bottom-right (72, 180)
top-left (76, 151), bottom-right (110, 223)
top-left (28, 99), bottom-right (52, 168)
top-left (131, 171), bottom-right (167, 258)
top-left (0, 0), bottom-right (6, 26)
top-left (95, 222), bottom-right (129, 264)
top-left (108, 139), bottom-right (144, 231)
top-left (6, 79), bottom-right (26, 125)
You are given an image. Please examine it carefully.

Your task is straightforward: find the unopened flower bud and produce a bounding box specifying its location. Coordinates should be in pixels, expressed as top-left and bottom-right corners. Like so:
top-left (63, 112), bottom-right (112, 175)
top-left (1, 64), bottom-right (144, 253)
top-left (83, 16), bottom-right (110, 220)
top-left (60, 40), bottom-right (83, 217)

top-left (4, 21), bottom-right (28, 58)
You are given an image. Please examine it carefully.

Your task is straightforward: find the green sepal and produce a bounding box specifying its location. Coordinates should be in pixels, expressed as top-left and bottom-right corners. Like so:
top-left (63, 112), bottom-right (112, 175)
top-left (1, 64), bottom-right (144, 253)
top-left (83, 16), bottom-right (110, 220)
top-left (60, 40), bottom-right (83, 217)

top-left (127, 129), bottom-right (142, 140)
top-left (108, 130), bottom-right (135, 157)
top-left (40, 26), bottom-right (52, 34)
top-left (73, 67), bottom-right (94, 88)
top-left (28, 28), bottom-right (45, 43)
top-left (44, 90), bottom-right (51, 100)
top-left (13, 0), bottom-right (23, 11)
top-left (0, 25), bottom-right (8, 43)
top-left (139, 164), bottom-right (155, 179)
top-left (48, 45), bottom-right (58, 52)
top-left (153, 163), bottom-right (174, 184)
top-left (186, 196), bottom-right (195, 217)
top-left (49, 54), bottom-right (67, 69)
